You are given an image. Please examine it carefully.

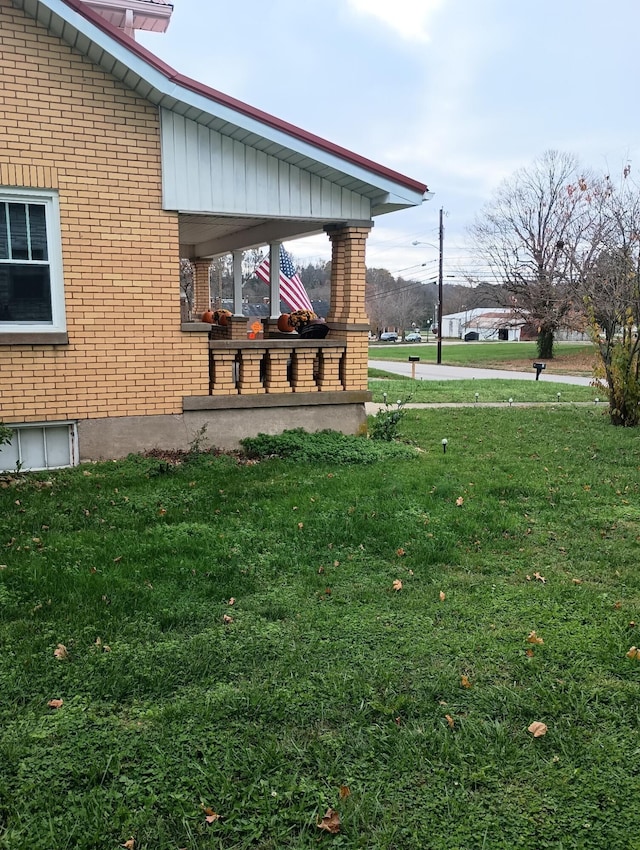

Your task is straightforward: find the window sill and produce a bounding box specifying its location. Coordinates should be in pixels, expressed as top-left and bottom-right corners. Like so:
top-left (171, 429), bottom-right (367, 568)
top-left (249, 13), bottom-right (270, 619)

top-left (0, 332), bottom-right (69, 345)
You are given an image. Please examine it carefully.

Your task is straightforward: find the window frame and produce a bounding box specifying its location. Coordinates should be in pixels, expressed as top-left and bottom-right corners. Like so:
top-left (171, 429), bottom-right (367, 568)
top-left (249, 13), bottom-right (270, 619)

top-left (0, 421), bottom-right (78, 472)
top-left (0, 188), bottom-right (66, 338)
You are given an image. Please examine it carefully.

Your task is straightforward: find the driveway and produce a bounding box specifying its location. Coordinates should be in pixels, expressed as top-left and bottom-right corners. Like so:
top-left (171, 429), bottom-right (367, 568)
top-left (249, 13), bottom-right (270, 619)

top-left (368, 359), bottom-right (593, 386)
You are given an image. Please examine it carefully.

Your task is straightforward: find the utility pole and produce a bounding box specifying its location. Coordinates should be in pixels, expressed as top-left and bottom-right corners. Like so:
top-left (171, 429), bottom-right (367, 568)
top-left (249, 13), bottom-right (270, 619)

top-left (437, 207), bottom-right (444, 365)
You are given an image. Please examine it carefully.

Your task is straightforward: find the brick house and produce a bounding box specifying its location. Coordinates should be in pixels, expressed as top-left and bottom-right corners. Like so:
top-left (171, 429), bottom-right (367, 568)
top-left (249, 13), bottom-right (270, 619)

top-left (0, 0), bottom-right (429, 471)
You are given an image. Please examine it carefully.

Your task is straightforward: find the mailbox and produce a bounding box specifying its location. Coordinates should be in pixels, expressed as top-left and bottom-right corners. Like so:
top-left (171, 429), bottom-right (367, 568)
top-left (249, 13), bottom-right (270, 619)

top-left (408, 355), bottom-right (420, 379)
top-left (533, 362), bottom-right (546, 380)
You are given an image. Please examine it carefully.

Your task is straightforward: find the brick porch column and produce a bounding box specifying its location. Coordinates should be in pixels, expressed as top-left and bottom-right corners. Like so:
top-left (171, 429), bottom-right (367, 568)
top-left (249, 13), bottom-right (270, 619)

top-left (193, 259), bottom-right (212, 319)
top-left (324, 222), bottom-right (373, 391)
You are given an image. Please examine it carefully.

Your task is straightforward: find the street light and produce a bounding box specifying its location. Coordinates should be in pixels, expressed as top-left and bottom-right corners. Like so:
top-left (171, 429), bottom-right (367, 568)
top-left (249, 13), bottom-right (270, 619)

top-left (413, 207), bottom-right (444, 364)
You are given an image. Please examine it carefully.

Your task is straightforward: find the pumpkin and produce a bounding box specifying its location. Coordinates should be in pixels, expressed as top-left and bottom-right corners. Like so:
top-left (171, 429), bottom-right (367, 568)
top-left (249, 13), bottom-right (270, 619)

top-left (277, 313), bottom-right (294, 333)
top-left (201, 309), bottom-right (214, 323)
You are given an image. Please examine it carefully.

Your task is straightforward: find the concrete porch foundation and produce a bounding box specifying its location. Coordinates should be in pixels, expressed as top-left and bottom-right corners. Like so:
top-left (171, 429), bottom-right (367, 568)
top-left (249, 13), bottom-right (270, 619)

top-left (77, 400), bottom-right (369, 460)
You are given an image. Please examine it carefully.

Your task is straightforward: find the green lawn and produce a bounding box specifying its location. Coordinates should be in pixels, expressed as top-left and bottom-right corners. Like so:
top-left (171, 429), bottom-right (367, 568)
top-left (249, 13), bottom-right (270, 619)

top-left (1, 409), bottom-right (639, 849)
top-left (368, 373), bottom-right (599, 404)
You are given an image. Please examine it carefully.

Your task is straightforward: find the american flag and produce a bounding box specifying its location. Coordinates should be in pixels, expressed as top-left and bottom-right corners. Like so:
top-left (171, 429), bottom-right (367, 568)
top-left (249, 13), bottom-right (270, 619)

top-left (255, 246), bottom-right (314, 313)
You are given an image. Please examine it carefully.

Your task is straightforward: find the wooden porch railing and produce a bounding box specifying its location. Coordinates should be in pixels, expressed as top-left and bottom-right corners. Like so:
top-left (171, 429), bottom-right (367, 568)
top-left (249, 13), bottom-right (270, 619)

top-left (208, 339), bottom-right (347, 396)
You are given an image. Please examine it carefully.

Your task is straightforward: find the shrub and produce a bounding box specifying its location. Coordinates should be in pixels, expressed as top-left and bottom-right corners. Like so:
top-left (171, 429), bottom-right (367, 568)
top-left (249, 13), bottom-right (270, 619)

top-left (240, 428), bottom-right (415, 464)
top-left (370, 395), bottom-right (411, 441)
top-left (0, 422), bottom-right (13, 449)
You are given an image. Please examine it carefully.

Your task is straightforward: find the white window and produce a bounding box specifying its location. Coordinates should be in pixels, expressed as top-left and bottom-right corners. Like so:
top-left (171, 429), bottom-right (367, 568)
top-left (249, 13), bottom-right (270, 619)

top-left (0, 189), bottom-right (66, 334)
top-left (0, 422), bottom-right (77, 472)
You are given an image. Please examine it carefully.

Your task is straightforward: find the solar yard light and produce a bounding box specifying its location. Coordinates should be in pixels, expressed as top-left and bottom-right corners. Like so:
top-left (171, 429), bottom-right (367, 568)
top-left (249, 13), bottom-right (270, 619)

top-left (557, 392), bottom-right (561, 402)
top-left (442, 438), bottom-right (448, 454)
top-left (475, 392), bottom-right (479, 403)
top-left (509, 398), bottom-right (513, 406)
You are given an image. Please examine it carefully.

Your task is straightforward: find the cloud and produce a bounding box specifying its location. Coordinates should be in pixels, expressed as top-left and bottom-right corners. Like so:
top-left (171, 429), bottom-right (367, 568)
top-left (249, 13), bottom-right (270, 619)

top-left (347, 0), bottom-right (446, 43)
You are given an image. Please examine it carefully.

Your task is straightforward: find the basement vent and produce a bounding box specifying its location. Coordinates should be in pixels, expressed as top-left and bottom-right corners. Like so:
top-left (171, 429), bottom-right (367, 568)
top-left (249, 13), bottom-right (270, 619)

top-left (0, 422), bottom-right (77, 472)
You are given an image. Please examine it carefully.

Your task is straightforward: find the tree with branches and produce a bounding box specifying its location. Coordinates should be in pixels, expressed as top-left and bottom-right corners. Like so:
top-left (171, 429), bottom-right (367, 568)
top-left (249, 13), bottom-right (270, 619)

top-left (470, 150), bottom-right (603, 358)
top-left (581, 167), bottom-right (640, 425)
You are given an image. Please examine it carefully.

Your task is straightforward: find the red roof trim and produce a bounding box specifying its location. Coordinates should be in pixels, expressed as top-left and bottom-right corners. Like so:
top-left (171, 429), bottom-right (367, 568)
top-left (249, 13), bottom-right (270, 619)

top-left (59, 0), bottom-right (428, 195)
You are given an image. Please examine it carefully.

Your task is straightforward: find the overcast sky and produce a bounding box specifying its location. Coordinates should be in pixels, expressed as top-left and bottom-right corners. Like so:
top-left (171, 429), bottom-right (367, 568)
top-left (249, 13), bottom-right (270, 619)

top-left (138, 0), bottom-right (640, 285)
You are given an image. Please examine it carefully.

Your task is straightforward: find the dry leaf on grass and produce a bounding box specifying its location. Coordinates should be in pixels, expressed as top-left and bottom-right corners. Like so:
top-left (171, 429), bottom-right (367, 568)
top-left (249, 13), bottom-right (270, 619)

top-left (339, 785), bottom-right (351, 799)
top-left (202, 807), bottom-right (220, 824)
top-left (445, 714), bottom-right (455, 729)
top-left (53, 643), bottom-right (68, 660)
top-left (121, 840), bottom-right (135, 850)
top-left (455, 497), bottom-right (464, 506)
top-left (228, 597), bottom-right (235, 606)
top-left (317, 808), bottom-right (341, 834)
top-left (526, 631), bottom-right (544, 645)
top-left (528, 721), bottom-right (548, 738)
top-left (626, 646), bottom-right (639, 660)
top-left (396, 547), bottom-right (405, 557)
top-left (222, 614), bottom-right (233, 624)
top-left (439, 590), bottom-right (446, 602)
top-left (392, 579), bottom-right (403, 591)
top-left (47, 699), bottom-right (63, 709)
top-left (460, 675), bottom-right (472, 689)
top-left (534, 572), bottom-right (546, 583)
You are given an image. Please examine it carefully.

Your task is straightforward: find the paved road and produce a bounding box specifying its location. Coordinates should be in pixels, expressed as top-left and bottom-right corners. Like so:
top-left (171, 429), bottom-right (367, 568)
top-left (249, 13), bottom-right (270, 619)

top-left (369, 359), bottom-right (593, 386)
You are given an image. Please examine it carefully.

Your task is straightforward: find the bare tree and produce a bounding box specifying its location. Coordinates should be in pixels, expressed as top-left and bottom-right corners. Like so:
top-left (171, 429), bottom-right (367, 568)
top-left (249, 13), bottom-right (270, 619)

top-left (179, 258), bottom-right (194, 319)
top-left (365, 269), bottom-right (435, 335)
top-left (470, 150), bottom-right (602, 358)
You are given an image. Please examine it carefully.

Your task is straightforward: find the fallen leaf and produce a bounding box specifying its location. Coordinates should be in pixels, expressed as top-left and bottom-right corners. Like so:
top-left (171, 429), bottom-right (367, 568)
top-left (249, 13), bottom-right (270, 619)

top-left (222, 614), bottom-right (233, 624)
top-left (534, 572), bottom-right (546, 583)
top-left (445, 713), bottom-right (455, 729)
top-left (121, 840), bottom-right (135, 850)
top-left (53, 643), bottom-right (69, 660)
top-left (396, 547), bottom-right (405, 557)
top-left (392, 579), bottom-right (403, 591)
top-left (626, 646), bottom-right (639, 659)
top-left (202, 807), bottom-right (219, 825)
top-left (318, 566), bottom-right (325, 574)
top-left (333, 560), bottom-right (340, 567)
top-left (525, 575), bottom-right (532, 581)
top-left (630, 621), bottom-right (636, 628)
top-left (526, 631), bottom-right (544, 645)
top-left (528, 721), bottom-right (548, 738)
top-left (572, 578), bottom-right (582, 584)
top-left (614, 601), bottom-right (622, 610)
top-left (228, 597), bottom-right (235, 606)
top-left (339, 785), bottom-right (351, 799)
top-left (439, 590), bottom-right (446, 602)
top-left (455, 497), bottom-right (464, 506)
top-left (47, 698), bottom-right (63, 709)
top-left (325, 587), bottom-right (332, 595)
top-left (460, 675), bottom-right (472, 689)
top-left (525, 648), bottom-right (535, 658)
top-left (113, 556), bottom-right (122, 563)
top-left (317, 808), bottom-right (340, 834)
top-left (297, 522), bottom-right (304, 529)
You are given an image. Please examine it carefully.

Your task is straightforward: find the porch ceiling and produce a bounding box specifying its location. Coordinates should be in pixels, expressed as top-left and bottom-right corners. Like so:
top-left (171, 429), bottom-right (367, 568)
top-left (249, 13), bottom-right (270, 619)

top-left (178, 213), bottom-right (336, 260)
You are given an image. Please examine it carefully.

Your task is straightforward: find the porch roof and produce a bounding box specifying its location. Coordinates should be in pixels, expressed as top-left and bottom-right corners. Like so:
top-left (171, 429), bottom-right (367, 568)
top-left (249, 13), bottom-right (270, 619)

top-left (13, 0), bottom-right (430, 256)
